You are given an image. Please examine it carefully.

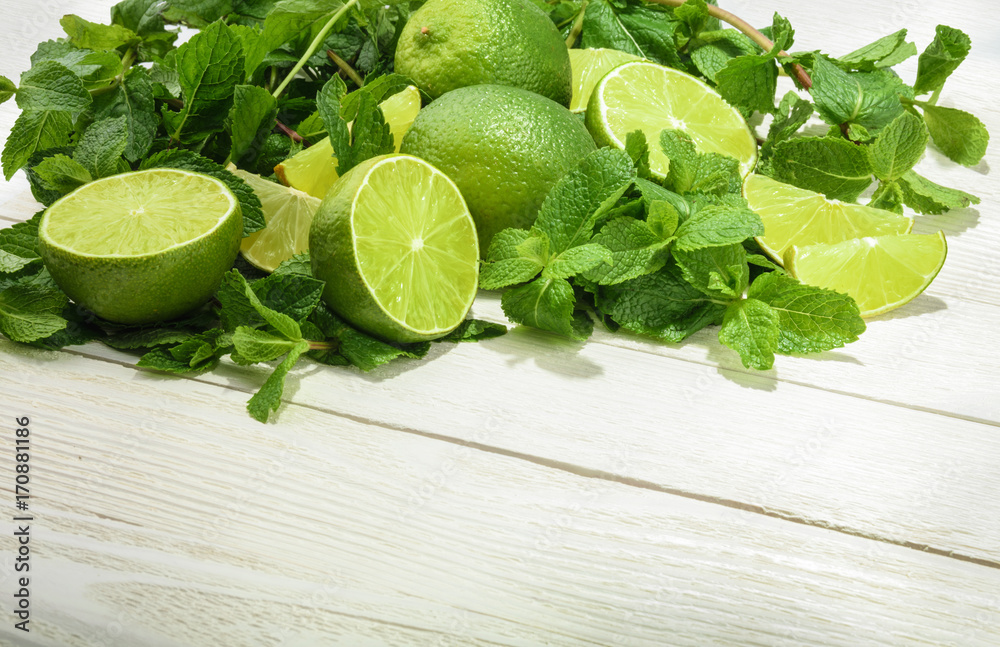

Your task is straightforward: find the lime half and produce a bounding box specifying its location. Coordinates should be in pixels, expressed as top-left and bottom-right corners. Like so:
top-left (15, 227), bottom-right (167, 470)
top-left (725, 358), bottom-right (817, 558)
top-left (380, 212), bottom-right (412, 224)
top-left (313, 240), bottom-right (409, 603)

top-left (230, 167), bottom-right (320, 273)
top-left (568, 48), bottom-right (642, 113)
top-left (38, 169), bottom-right (242, 324)
top-left (275, 85), bottom-right (422, 199)
top-left (785, 232), bottom-right (947, 317)
top-left (309, 154), bottom-right (479, 342)
top-left (744, 173), bottom-right (913, 263)
top-left (586, 60), bottom-right (758, 177)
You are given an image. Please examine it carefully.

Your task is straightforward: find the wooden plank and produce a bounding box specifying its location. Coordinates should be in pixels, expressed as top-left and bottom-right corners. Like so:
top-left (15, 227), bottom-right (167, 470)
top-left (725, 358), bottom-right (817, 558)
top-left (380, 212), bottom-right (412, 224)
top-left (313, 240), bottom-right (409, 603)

top-left (1, 350), bottom-right (999, 646)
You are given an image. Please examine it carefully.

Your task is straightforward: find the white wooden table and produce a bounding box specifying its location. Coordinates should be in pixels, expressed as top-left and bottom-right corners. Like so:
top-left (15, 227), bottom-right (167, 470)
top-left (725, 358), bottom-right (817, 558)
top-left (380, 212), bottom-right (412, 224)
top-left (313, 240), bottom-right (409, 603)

top-left (1, 1), bottom-right (999, 645)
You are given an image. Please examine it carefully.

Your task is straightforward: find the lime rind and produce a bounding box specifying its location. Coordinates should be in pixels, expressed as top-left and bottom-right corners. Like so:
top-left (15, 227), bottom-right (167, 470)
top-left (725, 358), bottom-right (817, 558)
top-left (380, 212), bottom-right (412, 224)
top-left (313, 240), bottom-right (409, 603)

top-left (40, 169), bottom-right (237, 259)
top-left (568, 48), bottom-right (643, 114)
top-left (785, 231), bottom-right (947, 317)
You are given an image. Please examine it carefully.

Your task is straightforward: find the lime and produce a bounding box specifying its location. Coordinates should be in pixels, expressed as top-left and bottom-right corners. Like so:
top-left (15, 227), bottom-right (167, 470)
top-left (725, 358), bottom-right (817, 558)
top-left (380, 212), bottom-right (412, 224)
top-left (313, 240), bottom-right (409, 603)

top-left (394, 0), bottom-right (572, 106)
top-left (568, 48), bottom-right (642, 114)
top-left (400, 84), bottom-right (597, 251)
top-left (785, 232), bottom-right (947, 317)
top-left (229, 166), bottom-right (321, 273)
top-left (744, 173), bottom-right (913, 263)
top-left (38, 169), bottom-right (242, 324)
top-left (586, 60), bottom-right (757, 177)
top-left (309, 154), bottom-right (479, 343)
top-left (274, 85), bottom-right (422, 199)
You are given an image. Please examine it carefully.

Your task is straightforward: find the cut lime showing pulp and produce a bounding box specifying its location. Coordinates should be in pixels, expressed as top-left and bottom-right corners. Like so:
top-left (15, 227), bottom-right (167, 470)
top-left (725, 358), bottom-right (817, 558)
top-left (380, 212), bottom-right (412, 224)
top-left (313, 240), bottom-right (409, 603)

top-left (38, 169), bottom-right (242, 324)
top-left (785, 232), bottom-right (947, 317)
top-left (744, 174), bottom-right (914, 263)
top-left (275, 85), bottom-right (422, 199)
top-left (310, 154), bottom-right (479, 342)
top-left (230, 167), bottom-right (320, 273)
top-left (585, 60), bottom-right (757, 177)
top-left (568, 48), bottom-right (642, 114)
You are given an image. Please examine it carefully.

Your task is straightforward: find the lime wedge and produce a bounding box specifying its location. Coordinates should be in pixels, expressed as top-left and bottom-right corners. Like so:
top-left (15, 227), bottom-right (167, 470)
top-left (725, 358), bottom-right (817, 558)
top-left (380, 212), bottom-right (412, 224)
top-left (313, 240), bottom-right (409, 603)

top-left (585, 60), bottom-right (757, 177)
top-left (568, 48), bottom-right (642, 113)
top-left (309, 154), bottom-right (479, 342)
top-left (744, 173), bottom-right (914, 263)
top-left (229, 166), bottom-right (321, 273)
top-left (785, 232), bottom-right (947, 317)
top-left (38, 169), bottom-right (242, 324)
top-left (275, 85), bottom-right (422, 199)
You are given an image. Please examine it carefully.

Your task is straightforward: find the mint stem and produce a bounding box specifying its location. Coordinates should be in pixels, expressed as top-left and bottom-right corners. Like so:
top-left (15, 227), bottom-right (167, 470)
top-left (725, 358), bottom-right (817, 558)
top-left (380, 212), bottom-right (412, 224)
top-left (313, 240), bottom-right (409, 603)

top-left (565, 0), bottom-right (588, 48)
top-left (327, 49), bottom-right (364, 87)
top-left (272, 0), bottom-right (361, 100)
top-left (648, 0), bottom-right (813, 89)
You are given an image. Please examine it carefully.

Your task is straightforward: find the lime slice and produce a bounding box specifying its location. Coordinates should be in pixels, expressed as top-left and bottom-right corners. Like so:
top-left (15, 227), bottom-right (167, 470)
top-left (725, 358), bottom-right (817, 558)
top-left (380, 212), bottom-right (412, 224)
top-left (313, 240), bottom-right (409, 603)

top-left (585, 60), bottom-right (758, 177)
top-left (568, 48), bottom-right (642, 113)
top-left (744, 173), bottom-right (914, 263)
top-left (275, 85), bottom-right (422, 199)
top-left (229, 167), bottom-right (321, 273)
top-left (38, 169), bottom-right (242, 324)
top-left (309, 154), bottom-right (479, 342)
top-left (785, 232), bottom-right (947, 317)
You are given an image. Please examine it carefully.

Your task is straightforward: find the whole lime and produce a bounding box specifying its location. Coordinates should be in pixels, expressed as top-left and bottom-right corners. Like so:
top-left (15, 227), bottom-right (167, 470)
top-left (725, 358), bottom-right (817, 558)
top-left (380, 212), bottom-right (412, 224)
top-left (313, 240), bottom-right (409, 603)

top-left (394, 0), bottom-right (572, 107)
top-left (400, 84), bottom-right (597, 251)
top-left (38, 169), bottom-right (242, 325)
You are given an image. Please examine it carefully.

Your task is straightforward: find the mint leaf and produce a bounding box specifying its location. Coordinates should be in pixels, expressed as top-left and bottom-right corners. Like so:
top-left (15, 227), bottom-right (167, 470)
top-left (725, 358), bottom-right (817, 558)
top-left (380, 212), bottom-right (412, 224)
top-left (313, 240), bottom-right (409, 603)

top-left (531, 148), bottom-right (636, 255)
top-left (436, 319), bottom-right (508, 343)
top-left (809, 56), bottom-right (905, 133)
top-left (866, 111), bottom-right (928, 182)
top-left (480, 229), bottom-right (546, 290)
top-left (169, 328), bottom-right (232, 370)
top-left (898, 170), bottom-right (979, 214)
top-left (140, 149), bottom-right (265, 235)
top-left (543, 243), bottom-right (613, 280)
top-left (0, 283), bottom-right (68, 343)
top-left (674, 243), bottom-right (748, 299)
top-left (659, 130), bottom-right (741, 196)
top-left (762, 91), bottom-right (813, 154)
top-left (675, 0), bottom-right (711, 41)
top-left (60, 14), bottom-right (139, 51)
top-left (673, 203), bottom-right (764, 252)
top-left (262, 0), bottom-right (347, 52)
top-left (271, 253), bottom-right (314, 278)
top-left (0, 76), bottom-right (14, 105)
top-left (501, 277), bottom-right (588, 340)
top-left (748, 272), bottom-right (865, 354)
top-left (913, 25), bottom-right (971, 95)
top-left (869, 180), bottom-right (905, 214)
top-left (74, 116), bottom-right (129, 179)
top-left (308, 302), bottom-right (429, 371)
top-left (768, 136), bottom-right (873, 201)
top-left (136, 348), bottom-right (195, 373)
top-left (163, 0), bottom-right (235, 27)
top-left (580, 0), bottom-right (646, 58)
top-left (164, 21), bottom-right (245, 142)
top-left (839, 29), bottom-right (916, 70)
top-left (217, 270), bottom-right (309, 339)
top-left (33, 154), bottom-right (91, 194)
top-left (93, 66), bottom-right (158, 162)
top-left (715, 54), bottom-right (777, 114)
top-left (584, 216), bottom-right (670, 286)
top-left (624, 130), bottom-right (651, 179)
top-left (634, 178), bottom-right (691, 221)
top-left (112, 0), bottom-right (171, 36)
top-left (921, 104), bottom-right (990, 167)
top-left (690, 29), bottom-right (758, 82)
top-left (2, 110), bottom-right (73, 181)
top-left (718, 298), bottom-right (780, 370)
top-left (229, 84), bottom-right (277, 163)
top-left (16, 61), bottom-right (92, 113)
top-left (595, 260), bottom-right (724, 343)
top-left (246, 339), bottom-right (310, 423)
top-left (341, 91), bottom-right (393, 172)
top-left (232, 326), bottom-right (298, 363)
top-left (0, 215), bottom-right (42, 274)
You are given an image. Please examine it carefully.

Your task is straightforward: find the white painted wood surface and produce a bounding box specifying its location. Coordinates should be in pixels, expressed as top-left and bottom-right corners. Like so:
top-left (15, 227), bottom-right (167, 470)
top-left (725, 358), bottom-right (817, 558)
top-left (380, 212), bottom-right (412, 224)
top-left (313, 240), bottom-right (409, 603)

top-left (1, 0), bottom-right (999, 645)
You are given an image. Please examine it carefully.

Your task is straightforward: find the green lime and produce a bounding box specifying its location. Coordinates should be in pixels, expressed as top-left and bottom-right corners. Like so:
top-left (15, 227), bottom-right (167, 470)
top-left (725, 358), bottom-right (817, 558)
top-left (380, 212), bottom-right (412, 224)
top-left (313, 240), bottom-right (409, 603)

top-left (309, 154), bottom-right (479, 343)
top-left (743, 173), bottom-right (913, 263)
top-left (275, 85), bottom-right (422, 199)
top-left (568, 48), bottom-right (642, 114)
top-left (230, 166), bottom-right (321, 273)
top-left (586, 60), bottom-right (758, 177)
top-left (38, 169), bottom-right (242, 324)
top-left (394, 0), bottom-right (572, 106)
top-left (785, 232), bottom-right (947, 317)
top-left (400, 84), bottom-right (597, 251)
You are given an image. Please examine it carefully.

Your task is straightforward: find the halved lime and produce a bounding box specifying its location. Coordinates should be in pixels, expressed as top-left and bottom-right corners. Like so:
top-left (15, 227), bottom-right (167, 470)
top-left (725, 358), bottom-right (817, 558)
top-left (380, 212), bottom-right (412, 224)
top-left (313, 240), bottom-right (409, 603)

top-left (744, 173), bottom-right (914, 263)
top-left (229, 166), bottom-right (320, 273)
top-left (785, 232), bottom-right (947, 317)
top-left (585, 60), bottom-right (757, 177)
top-left (309, 154), bottom-right (479, 342)
top-left (568, 48), bottom-right (642, 113)
top-left (38, 169), bottom-right (242, 324)
top-left (275, 85), bottom-right (422, 199)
